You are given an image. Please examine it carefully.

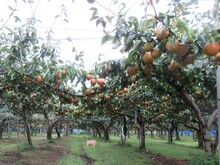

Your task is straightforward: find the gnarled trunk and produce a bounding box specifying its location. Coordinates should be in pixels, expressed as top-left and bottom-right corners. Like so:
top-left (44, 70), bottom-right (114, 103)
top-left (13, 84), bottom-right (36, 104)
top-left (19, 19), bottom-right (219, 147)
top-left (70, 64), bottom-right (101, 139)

top-left (103, 129), bottom-right (110, 141)
top-left (136, 108), bottom-right (145, 151)
top-left (167, 123), bottom-right (174, 144)
top-left (119, 116), bottom-right (127, 145)
top-left (0, 118), bottom-right (7, 140)
top-left (180, 89), bottom-right (218, 156)
top-left (196, 130), bottom-right (204, 148)
top-left (55, 127), bottom-right (61, 139)
top-left (0, 123), bottom-right (4, 139)
top-left (93, 119), bottom-right (114, 141)
top-left (139, 121), bottom-right (145, 150)
top-left (211, 130), bottom-right (218, 153)
top-left (203, 127), bottom-right (212, 155)
top-left (65, 124), bottom-right (69, 136)
top-left (94, 126), bottom-right (102, 138)
top-left (47, 126), bottom-right (53, 140)
top-left (23, 115), bottom-right (32, 146)
top-left (175, 127), bottom-right (180, 140)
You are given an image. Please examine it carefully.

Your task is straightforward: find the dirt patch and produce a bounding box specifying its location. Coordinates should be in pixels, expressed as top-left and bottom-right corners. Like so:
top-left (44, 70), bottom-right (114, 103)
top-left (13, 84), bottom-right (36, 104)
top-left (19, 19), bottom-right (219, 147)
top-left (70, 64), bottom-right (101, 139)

top-left (0, 137), bottom-right (17, 144)
top-left (80, 153), bottom-right (96, 165)
top-left (0, 138), bottom-right (70, 165)
top-left (148, 152), bottom-right (189, 165)
top-left (1, 151), bottom-right (23, 164)
top-left (80, 145), bottom-right (96, 165)
top-left (0, 136), bottom-right (189, 165)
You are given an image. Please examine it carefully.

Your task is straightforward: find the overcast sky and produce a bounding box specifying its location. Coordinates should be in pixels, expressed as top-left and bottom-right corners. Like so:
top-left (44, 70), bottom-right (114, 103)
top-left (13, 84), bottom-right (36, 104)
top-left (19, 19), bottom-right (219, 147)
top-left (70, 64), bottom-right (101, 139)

top-left (0, 0), bottom-right (215, 69)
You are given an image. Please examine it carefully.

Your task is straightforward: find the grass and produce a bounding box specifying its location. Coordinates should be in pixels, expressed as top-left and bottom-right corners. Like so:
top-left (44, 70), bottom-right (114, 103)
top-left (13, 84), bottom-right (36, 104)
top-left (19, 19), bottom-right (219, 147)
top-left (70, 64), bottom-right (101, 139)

top-left (106, 135), bottom-right (205, 161)
top-left (142, 135), bottom-right (204, 160)
top-left (0, 132), bottom-right (217, 164)
top-left (57, 134), bottom-right (151, 165)
top-left (57, 135), bottom-right (87, 165)
top-left (57, 134), bottom-right (209, 165)
top-left (0, 132), bottom-right (54, 161)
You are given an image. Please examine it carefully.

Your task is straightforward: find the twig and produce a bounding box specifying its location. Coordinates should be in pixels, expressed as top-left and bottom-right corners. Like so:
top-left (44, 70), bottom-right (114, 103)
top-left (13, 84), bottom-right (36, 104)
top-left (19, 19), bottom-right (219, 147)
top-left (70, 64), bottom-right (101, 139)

top-left (149, 0), bottom-right (157, 19)
top-left (95, 0), bottom-right (118, 16)
top-left (0, 3), bottom-right (17, 30)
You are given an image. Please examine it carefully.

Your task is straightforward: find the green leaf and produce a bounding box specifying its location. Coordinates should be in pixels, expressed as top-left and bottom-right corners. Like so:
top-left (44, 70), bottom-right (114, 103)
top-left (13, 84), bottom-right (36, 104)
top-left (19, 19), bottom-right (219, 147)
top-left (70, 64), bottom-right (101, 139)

top-left (58, 59), bottom-right (64, 63)
top-left (96, 19), bottom-right (101, 27)
top-left (164, 16), bottom-right (170, 30)
top-left (105, 16), bottom-right (114, 23)
top-left (176, 19), bottom-right (188, 33)
top-left (89, 7), bottom-right (98, 21)
top-left (72, 46), bottom-right (76, 52)
top-left (64, 19), bottom-right (69, 23)
top-left (14, 16), bottom-right (21, 22)
top-left (101, 20), bottom-right (106, 28)
top-left (101, 34), bottom-right (112, 45)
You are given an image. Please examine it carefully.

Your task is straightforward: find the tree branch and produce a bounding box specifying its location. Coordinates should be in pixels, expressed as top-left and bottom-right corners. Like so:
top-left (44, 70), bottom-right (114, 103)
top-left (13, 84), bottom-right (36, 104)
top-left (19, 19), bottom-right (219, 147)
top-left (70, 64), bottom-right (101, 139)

top-left (207, 109), bottom-right (218, 129)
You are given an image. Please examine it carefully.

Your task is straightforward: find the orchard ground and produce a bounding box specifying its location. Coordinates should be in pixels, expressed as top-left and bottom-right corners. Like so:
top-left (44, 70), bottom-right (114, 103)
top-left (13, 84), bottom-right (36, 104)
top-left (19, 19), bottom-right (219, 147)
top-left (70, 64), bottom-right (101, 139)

top-left (0, 132), bottom-right (213, 165)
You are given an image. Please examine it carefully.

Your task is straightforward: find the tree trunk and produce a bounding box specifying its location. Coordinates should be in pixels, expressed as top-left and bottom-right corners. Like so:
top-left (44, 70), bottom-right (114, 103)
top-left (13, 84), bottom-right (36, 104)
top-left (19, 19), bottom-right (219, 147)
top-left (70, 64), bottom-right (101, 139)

top-left (65, 124), bottom-right (69, 136)
top-left (139, 121), bottom-right (145, 150)
top-left (119, 126), bottom-right (126, 145)
top-left (119, 116), bottom-right (127, 145)
top-left (23, 115), bottom-right (33, 146)
top-left (180, 89), bottom-right (217, 156)
top-left (103, 128), bottom-right (110, 141)
top-left (150, 130), bottom-right (154, 137)
top-left (0, 119), bottom-right (6, 140)
top-left (55, 127), bottom-right (61, 139)
top-left (136, 107), bottom-right (145, 151)
top-left (0, 123), bottom-right (3, 139)
top-left (47, 126), bottom-right (53, 140)
top-left (94, 126), bottom-right (102, 138)
top-left (160, 127), bottom-right (164, 138)
top-left (211, 130), bottom-right (218, 153)
top-left (137, 127), bottom-right (140, 139)
top-left (175, 127), bottom-right (180, 140)
top-left (192, 130), bottom-right (195, 140)
top-left (196, 130), bottom-right (204, 148)
top-left (203, 127), bottom-right (212, 155)
top-left (127, 129), bottom-right (130, 138)
top-left (168, 127), bottom-right (173, 144)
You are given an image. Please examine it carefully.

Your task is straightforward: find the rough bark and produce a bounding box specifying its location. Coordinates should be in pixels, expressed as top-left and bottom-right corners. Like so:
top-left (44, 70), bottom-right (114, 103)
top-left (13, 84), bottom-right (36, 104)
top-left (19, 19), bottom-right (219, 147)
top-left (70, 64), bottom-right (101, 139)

top-left (180, 89), bottom-right (217, 156)
top-left (150, 130), bottom-right (154, 137)
top-left (175, 127), bottom-right (180, 140)
top-left (167, 123), bottom-right (174, 144)
top-left (94, 125), bottom-right (102, 138)
top-left (119, 116), bottom-right (127, 145)
top-left (47, 127), bottom-right (53, 140)
top-left (211, 130), bottom-right (218, 153)
top-left (55, 127), bottom-right (61, 139)
top-left (23, 114), bottom-right (32, 146)
top-left (93, 119), bottom-right (114, 141)
top-left (44, 112), bottom-right (63, 140)
top-left (103, 129), bottom-right (110, 141)
top-left (0, 118), bottom-right (7, 140)
top-left (136, 108), bottom-right (145, 151)
top-left (181, 121), bottom-right (203, 148)
top-left (196, 130), bottom-right (204, 148)
top-left (65, 123), bottom-right (69, 136)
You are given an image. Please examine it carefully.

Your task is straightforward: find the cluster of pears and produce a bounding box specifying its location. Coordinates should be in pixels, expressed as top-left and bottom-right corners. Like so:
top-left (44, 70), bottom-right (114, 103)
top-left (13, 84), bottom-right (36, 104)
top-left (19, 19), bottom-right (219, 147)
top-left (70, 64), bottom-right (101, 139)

top-left (141, 42), bottom-right (162, 75)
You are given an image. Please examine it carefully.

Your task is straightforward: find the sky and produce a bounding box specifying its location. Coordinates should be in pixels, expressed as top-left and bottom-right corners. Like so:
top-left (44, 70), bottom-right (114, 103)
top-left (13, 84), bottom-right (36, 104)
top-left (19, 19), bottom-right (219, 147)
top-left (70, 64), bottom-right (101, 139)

top-left (0, 0), bottom-right (215, 69)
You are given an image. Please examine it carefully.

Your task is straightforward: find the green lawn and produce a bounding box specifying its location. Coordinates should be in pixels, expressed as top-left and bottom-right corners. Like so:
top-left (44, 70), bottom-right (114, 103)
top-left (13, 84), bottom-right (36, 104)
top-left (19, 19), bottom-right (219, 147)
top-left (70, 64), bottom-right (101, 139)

top-left (57, 134), bottom-right (211, 165)
top-left (0, 132), bottom-right (217, 165)
top-left (57, 134), bottom-right (151, 165)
